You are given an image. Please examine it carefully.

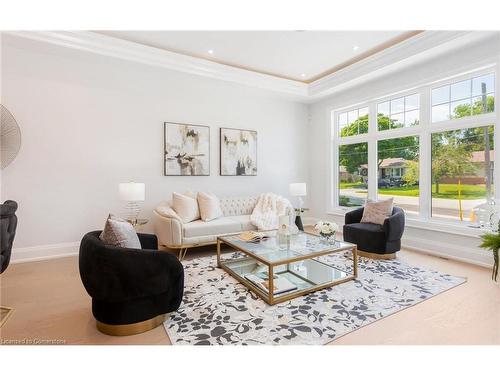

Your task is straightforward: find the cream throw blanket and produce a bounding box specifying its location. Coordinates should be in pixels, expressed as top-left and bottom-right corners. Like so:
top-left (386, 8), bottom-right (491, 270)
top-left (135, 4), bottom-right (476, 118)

top-left (250, 192), bottom-right (293, 230)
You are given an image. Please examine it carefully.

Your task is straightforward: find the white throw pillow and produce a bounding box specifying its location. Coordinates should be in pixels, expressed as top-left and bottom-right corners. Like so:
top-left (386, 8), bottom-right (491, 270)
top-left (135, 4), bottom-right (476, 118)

top-left (99, 214), bottom-right (141, 249)
top-left (197, 192), bottom-right (223, 222)
top-left (360, 198), bottom-right (394, 225)
top-left (155, 205), bottom-right (182, 221)
top-left (172, 192), bottom-right (200, 223)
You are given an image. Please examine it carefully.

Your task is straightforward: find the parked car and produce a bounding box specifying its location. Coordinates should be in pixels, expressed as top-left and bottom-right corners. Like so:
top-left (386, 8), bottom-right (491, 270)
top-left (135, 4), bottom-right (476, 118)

top-left (378, 179), bottom-right (392, 188)
top-left (391, 177), bottom-right (404, 187)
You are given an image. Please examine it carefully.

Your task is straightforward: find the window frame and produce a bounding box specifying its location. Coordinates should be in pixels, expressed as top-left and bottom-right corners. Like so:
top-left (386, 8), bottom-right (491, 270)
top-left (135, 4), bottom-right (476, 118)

top-left (337, 105), bottom-right (370, 138)
top-left (431, 72), bottom-right (496, 123)
top-left (329, 65), bottom-right (498, 228)
top-left (377, 93), bottom-right (421, 130)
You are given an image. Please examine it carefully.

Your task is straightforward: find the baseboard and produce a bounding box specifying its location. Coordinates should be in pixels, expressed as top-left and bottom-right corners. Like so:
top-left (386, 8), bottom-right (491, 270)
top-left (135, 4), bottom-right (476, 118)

top-left (11, 242), bottom-right (80, 264)
top-left (401, 236), bottom-right (493, 269)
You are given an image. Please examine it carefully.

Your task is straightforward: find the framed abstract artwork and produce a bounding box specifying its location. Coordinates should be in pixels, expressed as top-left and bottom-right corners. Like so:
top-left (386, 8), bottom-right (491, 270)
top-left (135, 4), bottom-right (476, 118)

top-left (220, 127), bottom-right (257, 176)
top-left (164, 122), bottom-right (210, 176)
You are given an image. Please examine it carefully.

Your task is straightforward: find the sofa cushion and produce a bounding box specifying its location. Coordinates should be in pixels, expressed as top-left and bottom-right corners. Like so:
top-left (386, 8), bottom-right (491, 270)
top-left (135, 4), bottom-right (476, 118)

top-left (183, 217), bottom-right (242, 238)
top-left (230, 215), bottom-right (257, 231)
top-left (155, 205), bottom-right (182, 221)
top-left (172, 192), bottom-right (200, 223)
top-left (197, 192), bottom-right (223, 222)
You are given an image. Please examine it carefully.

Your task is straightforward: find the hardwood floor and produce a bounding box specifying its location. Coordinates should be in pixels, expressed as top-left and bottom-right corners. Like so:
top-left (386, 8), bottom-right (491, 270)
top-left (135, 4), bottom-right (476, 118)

top-left (1, 246), bottom-right (499, 345)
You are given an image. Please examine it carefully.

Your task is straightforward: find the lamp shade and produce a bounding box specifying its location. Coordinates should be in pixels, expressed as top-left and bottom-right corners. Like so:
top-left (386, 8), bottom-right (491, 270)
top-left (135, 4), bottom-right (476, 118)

top-left (289, 182), bottom-right (307, 197)
top-left (119, 182), bottom-right (145, 201)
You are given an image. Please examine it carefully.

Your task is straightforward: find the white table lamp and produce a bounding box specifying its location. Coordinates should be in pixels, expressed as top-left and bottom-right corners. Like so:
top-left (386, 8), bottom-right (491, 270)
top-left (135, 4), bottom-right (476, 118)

top-left (289, 182), bottom-right (307, 209)
top-left (119, 182), bottom-right (145, 223)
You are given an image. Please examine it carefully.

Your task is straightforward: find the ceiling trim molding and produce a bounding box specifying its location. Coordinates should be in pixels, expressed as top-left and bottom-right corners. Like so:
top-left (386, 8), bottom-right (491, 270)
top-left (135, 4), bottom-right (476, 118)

top-left (5, 30), bottom-right (309, 98)
top-left (5, 30), bottom-right (500, 103)
top-left (307, 31), bottom-right (500, 100)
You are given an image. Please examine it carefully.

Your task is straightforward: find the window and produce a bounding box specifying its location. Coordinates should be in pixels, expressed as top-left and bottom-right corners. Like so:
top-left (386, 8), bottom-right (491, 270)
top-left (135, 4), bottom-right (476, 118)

top-left (378, 94), bottom-right (420, 131)
top-left (431, 73), bottom-right (495, 122)
top-left (339, 142), bottom-right (368, 207)
top-left (378, 136), bottom-right (420, 214)
top-left (338, 107), bottom-right (368, 137)
top-left (431, 126), bottom-right (494, 221)
top-left (331, 69), bottom-right (497, 227)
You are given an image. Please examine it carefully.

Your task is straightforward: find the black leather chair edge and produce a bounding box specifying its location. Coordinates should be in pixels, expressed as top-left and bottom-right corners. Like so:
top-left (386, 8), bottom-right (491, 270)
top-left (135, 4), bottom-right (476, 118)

top-left (1, 200), bottom-right (18, 274)
top-left (79, 231), bottom-right (184, 336)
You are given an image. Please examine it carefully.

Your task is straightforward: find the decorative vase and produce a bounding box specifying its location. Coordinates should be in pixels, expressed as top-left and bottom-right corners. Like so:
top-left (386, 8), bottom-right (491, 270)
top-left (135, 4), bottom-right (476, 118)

top-left (320, 232), bottom-right (336, 244)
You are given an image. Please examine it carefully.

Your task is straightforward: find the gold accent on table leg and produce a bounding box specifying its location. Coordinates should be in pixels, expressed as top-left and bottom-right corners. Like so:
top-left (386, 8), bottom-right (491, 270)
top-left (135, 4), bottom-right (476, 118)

top-left (357, 250), bottom-right (396, 260)
top-left (0, 306), bottom-right (15, 328)
top-left (268, 264), bottom-right (274, 305)
top-left (96, 314), bottom-right (168, 336)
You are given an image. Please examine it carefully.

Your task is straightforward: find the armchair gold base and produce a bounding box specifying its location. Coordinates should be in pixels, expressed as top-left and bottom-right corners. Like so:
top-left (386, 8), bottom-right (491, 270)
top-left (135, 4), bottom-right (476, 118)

top-left (96, 314), bottom-right (168, 336)
top-left (357, 250), bottom-right (396, 260)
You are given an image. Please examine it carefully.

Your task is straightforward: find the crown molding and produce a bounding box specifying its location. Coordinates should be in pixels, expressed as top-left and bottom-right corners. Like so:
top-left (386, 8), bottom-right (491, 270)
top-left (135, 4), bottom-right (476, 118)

top-left (4, 30), bottom-right (500, 103)
top-left (307, 30), bottom-right (500, 101)
top-left (5, 30), bottom-right (309, 98)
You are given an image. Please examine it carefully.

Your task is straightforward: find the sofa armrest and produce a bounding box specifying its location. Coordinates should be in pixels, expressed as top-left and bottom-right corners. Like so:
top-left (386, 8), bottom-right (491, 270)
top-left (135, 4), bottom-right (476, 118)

top-left (345, 207), bottom-right (364, 224)
top-left (138, 233), bottom-right (158, 250)
top-left (153, 210), bottom-right (183, 248)
top-left (383, 209), bottom-right (405, 242)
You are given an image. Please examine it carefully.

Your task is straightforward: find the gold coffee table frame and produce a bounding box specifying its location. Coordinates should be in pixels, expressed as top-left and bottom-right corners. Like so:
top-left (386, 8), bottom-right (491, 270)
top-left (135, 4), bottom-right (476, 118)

top-left (217, 233), bottom-right (357, 305)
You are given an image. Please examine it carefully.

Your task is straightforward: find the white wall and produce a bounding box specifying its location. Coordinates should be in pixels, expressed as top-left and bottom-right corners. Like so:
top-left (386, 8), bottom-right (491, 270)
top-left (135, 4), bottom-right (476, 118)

top-left (308, 34), bottom-right (500, 267)
top-left (0, 35), bottom-right (309, 253)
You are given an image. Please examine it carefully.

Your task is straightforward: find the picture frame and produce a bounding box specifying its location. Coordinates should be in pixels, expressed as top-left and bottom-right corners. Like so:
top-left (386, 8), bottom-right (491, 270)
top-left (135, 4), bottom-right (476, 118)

top-left (164, 122), bottom-right (210, 176)
top-left (219, 127), bottom-right (258, 176)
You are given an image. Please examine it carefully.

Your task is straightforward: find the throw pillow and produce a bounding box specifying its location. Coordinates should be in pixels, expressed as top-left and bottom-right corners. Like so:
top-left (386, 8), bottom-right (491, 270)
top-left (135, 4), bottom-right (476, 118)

top-left (360, 198), bottom-right (394, 225)
top-left (99, 214), bottom-right (141, 249)
top-left (197, 192), bottom-right (223, 222)
top-left (155, 205), bottom-right (182, 221)
top-left (172, 192), bottom-right (200, 223)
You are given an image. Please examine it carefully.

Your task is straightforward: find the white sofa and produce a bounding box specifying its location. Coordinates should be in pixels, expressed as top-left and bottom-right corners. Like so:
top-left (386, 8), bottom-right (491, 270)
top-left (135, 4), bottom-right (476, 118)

top-left (153, 196), bottom-right (258, 257)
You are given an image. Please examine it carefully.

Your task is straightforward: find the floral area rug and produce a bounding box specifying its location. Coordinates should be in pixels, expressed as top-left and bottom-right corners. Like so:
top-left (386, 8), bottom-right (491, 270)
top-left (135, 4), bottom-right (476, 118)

top-left (164, 252), bottom-right (465, 345)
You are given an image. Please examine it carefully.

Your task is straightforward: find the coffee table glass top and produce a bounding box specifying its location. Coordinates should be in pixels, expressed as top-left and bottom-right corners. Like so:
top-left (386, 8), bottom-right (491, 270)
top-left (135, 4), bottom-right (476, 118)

top-left (219, 231), bottom-right (353, 264)
top-left (217, 231), bottom-right (357, 304)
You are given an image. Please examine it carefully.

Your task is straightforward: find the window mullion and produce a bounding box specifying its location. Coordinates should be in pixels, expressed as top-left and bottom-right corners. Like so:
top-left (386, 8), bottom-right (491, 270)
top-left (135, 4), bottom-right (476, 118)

top-left (368, 103), bottom-right (378, 200)
top-left (419, 87), bottom-right (432, 220)
top-left (495, 57), bottom-right (500, 202)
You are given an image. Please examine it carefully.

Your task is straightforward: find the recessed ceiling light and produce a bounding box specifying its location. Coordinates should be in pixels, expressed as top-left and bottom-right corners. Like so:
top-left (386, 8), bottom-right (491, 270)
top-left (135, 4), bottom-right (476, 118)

top-left (301, 73), bottom-right (306, 78)
top-left (353, 45), bottom-right (359, 51)
top-left (208, 49), bottom-right (214, 55)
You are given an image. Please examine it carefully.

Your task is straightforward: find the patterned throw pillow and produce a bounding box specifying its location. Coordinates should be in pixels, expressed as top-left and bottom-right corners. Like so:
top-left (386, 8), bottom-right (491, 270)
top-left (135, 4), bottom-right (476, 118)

top-left (99, 214), bottom-right (141, 249)
top-left (197, 192), bottom-right (223, 222)
top-left (360, 198), bottom-right (394, 225)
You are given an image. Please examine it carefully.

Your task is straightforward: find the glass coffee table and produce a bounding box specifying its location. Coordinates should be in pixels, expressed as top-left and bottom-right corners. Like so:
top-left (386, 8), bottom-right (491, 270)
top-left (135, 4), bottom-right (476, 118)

top-left (217, 231), bottom-right (357, 305)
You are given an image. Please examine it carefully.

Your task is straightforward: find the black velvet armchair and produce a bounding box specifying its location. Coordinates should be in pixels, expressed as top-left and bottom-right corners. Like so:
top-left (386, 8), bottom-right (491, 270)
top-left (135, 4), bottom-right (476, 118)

top-left (79, 231), bottom-right (184, 335)
top-left (1, 200), bottom-right (18, 274)
top-left (343, 206), bottom-right (405, 259)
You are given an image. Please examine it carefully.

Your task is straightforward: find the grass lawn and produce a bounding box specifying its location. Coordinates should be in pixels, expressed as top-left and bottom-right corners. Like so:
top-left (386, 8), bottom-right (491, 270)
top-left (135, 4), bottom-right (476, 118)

top-left (340, 182), bottom-right (366, 189)
top-left (377, 183), bottom-right (490, 200)
top-left (340, 181), bottom-right (490, 199)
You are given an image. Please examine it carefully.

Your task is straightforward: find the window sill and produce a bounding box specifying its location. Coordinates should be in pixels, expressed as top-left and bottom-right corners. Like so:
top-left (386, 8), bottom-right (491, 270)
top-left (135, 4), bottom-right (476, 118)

top-left (327, 209), bottom-right (484, 238)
